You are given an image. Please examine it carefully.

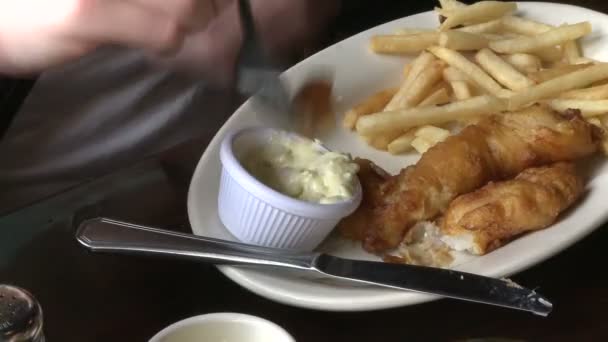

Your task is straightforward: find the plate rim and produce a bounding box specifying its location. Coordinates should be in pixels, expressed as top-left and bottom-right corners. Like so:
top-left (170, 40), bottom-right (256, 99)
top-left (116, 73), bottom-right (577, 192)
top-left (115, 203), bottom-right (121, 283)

top-left (187, 1), bottom-right (608, 312)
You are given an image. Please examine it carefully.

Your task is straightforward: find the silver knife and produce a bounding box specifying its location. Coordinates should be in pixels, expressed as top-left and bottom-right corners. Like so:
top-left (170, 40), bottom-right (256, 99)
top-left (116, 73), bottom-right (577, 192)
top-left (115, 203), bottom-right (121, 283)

top-left (75, 218), bottom-right (553, 316)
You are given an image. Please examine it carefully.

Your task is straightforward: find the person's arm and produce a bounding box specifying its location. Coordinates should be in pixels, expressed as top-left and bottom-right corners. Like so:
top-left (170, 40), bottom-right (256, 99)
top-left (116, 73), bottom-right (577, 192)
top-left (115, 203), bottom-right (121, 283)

top-left (0, 0), bottom-right (222, 76)
top-left (0, 0), bottom-right (219, 139)
top-left (153, 0), bottom-right (342, 88)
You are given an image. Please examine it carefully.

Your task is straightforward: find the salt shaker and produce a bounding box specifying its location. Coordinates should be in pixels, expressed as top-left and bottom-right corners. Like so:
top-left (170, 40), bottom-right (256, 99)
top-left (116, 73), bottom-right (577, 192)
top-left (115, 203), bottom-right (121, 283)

top-left (0, 285), bottom-right (45, 342)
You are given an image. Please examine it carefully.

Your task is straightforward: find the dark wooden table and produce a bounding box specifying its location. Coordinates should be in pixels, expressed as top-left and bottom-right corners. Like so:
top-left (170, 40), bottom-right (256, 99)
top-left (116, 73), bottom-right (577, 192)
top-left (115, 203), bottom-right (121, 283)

top-left (2, 1), bottom-right (608, 341)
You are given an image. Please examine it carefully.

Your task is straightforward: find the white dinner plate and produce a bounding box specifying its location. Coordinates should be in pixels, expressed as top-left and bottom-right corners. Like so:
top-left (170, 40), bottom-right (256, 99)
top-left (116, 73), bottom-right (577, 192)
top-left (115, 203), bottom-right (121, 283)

top-left (187, 2), bottom-right (608, 311)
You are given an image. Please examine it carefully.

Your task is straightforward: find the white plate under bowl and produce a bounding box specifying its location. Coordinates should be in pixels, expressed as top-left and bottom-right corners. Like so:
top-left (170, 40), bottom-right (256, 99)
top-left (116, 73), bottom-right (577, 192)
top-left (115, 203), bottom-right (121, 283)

top-left (188, 2), bottom-right (608, 311)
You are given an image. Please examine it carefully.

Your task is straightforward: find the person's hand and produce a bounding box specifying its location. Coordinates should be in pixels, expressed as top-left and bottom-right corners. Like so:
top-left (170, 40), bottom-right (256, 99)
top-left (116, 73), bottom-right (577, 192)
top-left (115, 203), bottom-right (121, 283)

top-left (0, 0), bottom-right (340, 85)
top-left (162, 0), bottom-right (341, 86)
top-left (0, 0), bottom-right (218, 75)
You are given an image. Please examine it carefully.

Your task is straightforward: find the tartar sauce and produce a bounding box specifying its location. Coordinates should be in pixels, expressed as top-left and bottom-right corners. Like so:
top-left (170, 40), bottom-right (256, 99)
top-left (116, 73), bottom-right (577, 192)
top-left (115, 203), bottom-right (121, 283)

top-left (243, 132), bottom-right (359, 204)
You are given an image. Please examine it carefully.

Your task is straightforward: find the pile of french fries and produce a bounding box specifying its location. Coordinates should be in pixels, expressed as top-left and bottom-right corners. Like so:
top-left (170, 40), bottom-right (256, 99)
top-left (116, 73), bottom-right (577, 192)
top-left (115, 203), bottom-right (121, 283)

top-left (343, 0), bottom-right (608, 155)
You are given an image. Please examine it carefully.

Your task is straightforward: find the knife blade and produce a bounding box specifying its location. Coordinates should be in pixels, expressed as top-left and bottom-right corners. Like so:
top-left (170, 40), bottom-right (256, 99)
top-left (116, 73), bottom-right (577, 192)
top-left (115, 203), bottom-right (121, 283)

top-left (314, 254), bottom-right (552, 316)
top-left (75, 217), bottom-right (553, 316)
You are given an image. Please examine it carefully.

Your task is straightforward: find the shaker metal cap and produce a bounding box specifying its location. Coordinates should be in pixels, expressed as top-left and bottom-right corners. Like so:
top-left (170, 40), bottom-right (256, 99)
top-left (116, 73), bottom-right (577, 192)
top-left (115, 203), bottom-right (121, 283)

top-left (0, 285), bottom-right (44, 342)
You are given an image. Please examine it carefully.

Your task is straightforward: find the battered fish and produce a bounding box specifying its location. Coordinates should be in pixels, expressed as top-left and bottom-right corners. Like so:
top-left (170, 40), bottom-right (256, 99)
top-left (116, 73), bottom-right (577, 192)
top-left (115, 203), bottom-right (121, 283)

top-left (337, 158), bottom-right (390, 241)
top-left (441, 162), bottom-right (584, 255)
top-left (338, 105), bottom-right (599, 253)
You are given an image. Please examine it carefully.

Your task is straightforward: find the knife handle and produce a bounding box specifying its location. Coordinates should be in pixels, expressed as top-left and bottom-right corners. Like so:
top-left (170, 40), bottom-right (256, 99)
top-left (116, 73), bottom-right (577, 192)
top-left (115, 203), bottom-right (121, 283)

top-left (75, 218), bottom-right (317, 271)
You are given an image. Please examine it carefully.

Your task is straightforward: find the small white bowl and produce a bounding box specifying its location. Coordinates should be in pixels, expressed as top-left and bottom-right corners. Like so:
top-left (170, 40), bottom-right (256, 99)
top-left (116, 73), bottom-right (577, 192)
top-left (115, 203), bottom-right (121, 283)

top-left (148, 313), bottom-right (295, 342)
top-left (218, 127), bottom-right (361, 251)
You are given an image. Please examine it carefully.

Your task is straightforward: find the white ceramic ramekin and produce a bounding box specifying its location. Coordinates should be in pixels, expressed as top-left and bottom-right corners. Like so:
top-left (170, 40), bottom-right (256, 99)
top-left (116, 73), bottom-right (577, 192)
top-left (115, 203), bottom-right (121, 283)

top-left (148, 312), bottom-right (295, 342)
top-left (218, 127), bottom-right (362, 251)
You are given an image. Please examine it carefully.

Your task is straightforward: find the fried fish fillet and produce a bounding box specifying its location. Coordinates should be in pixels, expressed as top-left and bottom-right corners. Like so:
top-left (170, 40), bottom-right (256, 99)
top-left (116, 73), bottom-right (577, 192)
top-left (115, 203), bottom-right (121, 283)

top-left (338, 106), bottom-right (599, 253)
top-left (337, 158), bottom-right (390, 241)
top-left (441, 162), bottom-right (584, 255)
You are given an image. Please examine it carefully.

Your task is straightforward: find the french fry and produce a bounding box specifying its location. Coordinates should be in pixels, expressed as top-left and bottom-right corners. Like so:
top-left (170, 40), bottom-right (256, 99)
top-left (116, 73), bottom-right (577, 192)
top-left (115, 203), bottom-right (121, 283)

top-left (405, 52), bottom-right (436, 87)
top-left (386, 61), bottom-right (445, 110)
top-left (444, 64), bottom-right (488, 96)
top-left (559, 83), bottom-right (608, 100)
top-left (343, 112), bottom-right (361, 131)
top-left (395, 28), bottom-right (436, 35)
top-left (411, 125), bottom-right (452, 153)
top-left (419, 86), bottom-right (451, 106)
top-left (411, 137), bottom-right (434, 154)
top-left (439, 1), bottom-right (517, 31)
top-left (428, 46), bottom-right (508, 97)
top-left (563, 40), bottom-right (582, 64)
top-left (546, 60), bottom-right (570, 69)
top-left (429, 80), bottom-right (449, 93)
top-left (386, 52), bottom-right (436, 110)
top-left (368, 130), bottom-right (405, 151)
top-left (531, 46), bottom-right (564, 63)
top-left (508, 63), bottom-right (608, 110)
top-left (475, 48), bottom-right (535, 91)
top-left (442, 66), bottom-right (467, 82)
top-left (501, 53), bottom-right (542, 74)
top-left (491, 34), bottom-right (562, 62)
top-left (370, 33), bottom-right (438, 54)
top-left (546, 99), bottom-right (608, 117)
top-left (343, 87), bottom-right (399, 130)
top-left (458, 116), bottom-right (483, 127)
top-left (354, 1), bottom-right (608, 159)
top-left (439, 31), bottom-right (489, 50)
top-left (415, 125), bottom-right (451, 140)
top-left (590, 79), bottom-right (608, 88)
top-left (387, 130), bottom-right (416, 155)
top-left (500, 15), bottom-right (553, 35)
top-left (456, 19), bottom-right (503, 34)
top-left (489, 22), bottom-right (592, 54)
top-left (450, 81), bottom-right (472, 100)
top-left (359, 135), bottom-right (373, 145)
top-left (439, 0), bottom-right (467, 10)
top-left (574, 57), bottom-right (600, 65)
top-left (356, 95), bottom-right (507, 136)
top-left (481, 33), bottom-right (512, 41)
top-left (403, 63), bottom-right (412, 77)
top-left (527, 63), bottom-right (592, 83)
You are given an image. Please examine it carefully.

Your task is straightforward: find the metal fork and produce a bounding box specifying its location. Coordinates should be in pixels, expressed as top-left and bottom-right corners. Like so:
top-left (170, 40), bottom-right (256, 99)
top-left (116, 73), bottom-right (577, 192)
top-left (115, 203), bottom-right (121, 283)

top-left (234, 0), bottom-right (334, 138)
top-left (234, 0), bottom-right (291, 111)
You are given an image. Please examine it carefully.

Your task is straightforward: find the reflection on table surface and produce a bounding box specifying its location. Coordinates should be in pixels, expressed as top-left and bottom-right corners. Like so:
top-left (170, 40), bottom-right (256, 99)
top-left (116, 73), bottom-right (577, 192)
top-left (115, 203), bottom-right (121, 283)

top-left (3, 1), bottom-right (608, 341)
